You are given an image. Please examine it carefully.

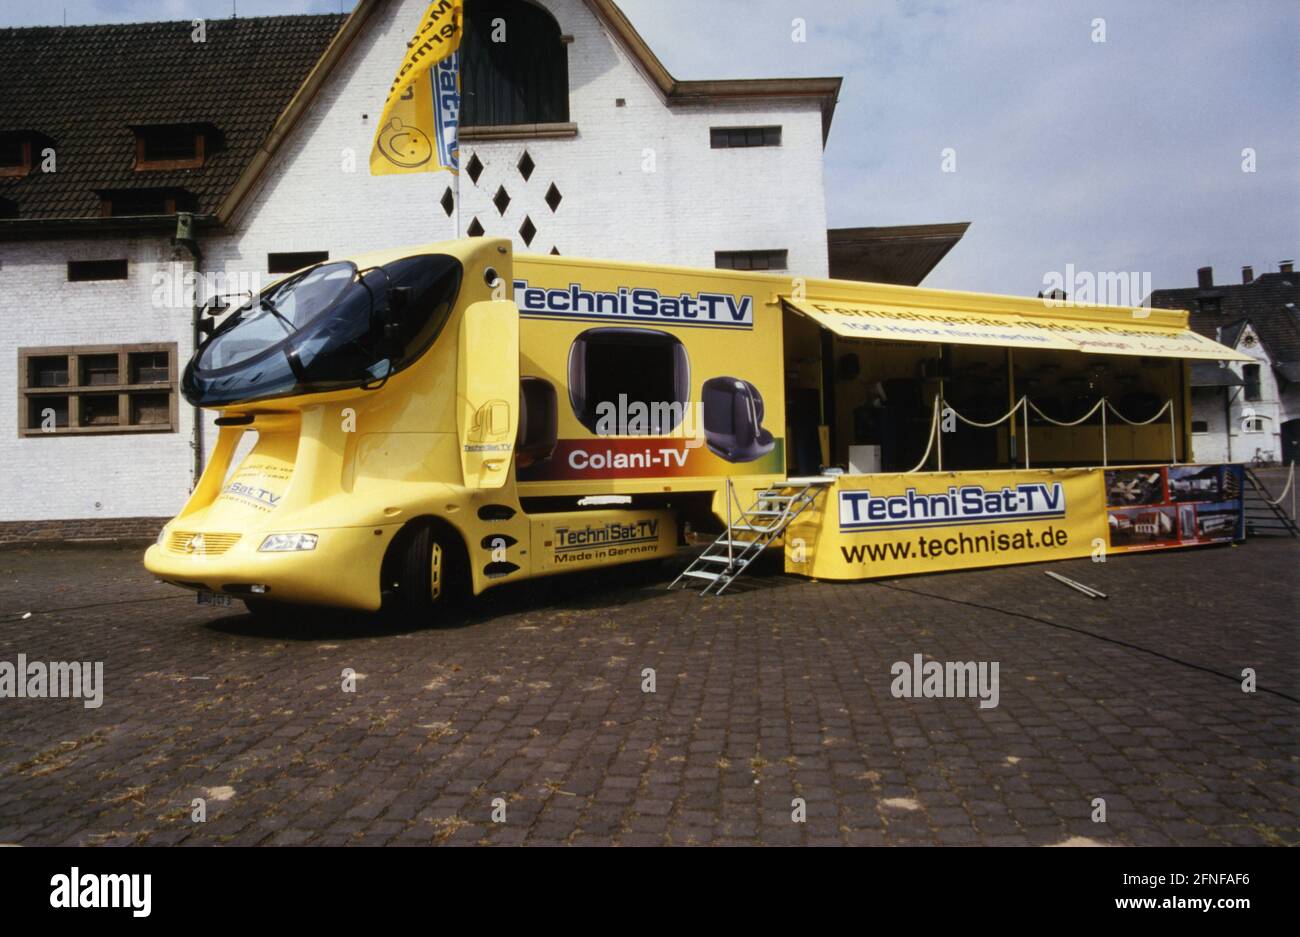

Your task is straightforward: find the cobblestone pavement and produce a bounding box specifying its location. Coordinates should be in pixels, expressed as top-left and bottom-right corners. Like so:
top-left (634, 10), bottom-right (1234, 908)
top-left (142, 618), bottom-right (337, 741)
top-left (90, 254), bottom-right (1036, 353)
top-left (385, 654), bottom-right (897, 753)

top-left (0, 536), bottom-right (1296, 846)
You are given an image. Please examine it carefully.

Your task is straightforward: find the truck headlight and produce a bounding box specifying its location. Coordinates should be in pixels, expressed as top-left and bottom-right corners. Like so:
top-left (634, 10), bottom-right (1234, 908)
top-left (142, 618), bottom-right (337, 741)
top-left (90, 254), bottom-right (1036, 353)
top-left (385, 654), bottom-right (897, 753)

top-left (258, 533), bottom-right (318, 552)
top-left (155, 526), bottom-right (167, 548)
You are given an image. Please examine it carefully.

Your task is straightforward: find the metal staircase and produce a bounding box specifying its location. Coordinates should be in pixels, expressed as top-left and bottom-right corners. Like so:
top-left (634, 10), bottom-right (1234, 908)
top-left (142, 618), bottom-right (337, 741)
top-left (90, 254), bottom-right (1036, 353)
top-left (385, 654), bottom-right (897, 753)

top-left (670, 477), bottom-right (832, 596)
top-left (1243, 466), bottom-right (1299, 538)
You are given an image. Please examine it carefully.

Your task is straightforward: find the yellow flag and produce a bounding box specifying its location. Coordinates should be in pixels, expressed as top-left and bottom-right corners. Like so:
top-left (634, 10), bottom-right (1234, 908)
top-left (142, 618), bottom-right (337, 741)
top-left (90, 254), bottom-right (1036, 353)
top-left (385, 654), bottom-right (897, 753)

top-left (370, 0), bottom-right (464, 176)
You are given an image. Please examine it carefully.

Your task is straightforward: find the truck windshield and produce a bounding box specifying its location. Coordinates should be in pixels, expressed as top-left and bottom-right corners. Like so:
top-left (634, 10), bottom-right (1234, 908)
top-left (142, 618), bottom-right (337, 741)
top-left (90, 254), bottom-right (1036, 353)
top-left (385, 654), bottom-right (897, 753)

top-left (183, 254), bottom-right (463, 406)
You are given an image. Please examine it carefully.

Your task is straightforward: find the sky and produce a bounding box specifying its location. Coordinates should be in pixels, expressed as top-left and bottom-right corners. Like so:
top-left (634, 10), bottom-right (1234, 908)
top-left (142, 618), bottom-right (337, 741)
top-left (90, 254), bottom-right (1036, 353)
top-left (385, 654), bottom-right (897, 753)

top-left (4, 0), bottom-right (1297, 295)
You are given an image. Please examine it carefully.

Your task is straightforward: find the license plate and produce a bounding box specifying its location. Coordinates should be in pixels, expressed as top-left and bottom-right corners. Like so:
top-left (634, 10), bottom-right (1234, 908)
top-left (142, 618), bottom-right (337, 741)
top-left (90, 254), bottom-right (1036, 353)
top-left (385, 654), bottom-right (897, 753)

top-left (197, 591), bottom-right (233, 608)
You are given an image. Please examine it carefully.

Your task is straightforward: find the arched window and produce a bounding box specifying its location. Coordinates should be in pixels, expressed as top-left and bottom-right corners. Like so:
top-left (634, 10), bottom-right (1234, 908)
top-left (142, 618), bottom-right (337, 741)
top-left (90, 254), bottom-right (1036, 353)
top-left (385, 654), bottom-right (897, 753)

top-left (462, 0), bottom-right (569, 127)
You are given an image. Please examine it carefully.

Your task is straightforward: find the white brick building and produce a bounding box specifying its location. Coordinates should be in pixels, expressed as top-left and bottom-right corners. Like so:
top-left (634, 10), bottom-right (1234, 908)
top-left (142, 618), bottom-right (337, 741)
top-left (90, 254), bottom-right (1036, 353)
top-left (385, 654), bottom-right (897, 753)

top-left (0, 0), bottom-right (965, 540)
top-left (1150, 263), bottom-right (1300, 467)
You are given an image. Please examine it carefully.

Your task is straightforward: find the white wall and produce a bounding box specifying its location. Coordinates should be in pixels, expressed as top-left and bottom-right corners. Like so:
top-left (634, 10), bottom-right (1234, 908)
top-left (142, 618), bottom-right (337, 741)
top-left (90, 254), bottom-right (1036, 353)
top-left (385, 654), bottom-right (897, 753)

top-left (1190, 324), bottom-right (1286, 464)
top-left (0, 240), bottom-right (199, 521)
top-left (219, 0), bottom-right (829, 271)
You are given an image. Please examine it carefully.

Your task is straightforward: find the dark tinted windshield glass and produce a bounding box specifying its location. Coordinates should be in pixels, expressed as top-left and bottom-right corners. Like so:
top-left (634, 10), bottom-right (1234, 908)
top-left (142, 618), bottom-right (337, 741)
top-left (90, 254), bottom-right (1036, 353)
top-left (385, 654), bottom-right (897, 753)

top-left (184, 254), bottom-right (462, 406)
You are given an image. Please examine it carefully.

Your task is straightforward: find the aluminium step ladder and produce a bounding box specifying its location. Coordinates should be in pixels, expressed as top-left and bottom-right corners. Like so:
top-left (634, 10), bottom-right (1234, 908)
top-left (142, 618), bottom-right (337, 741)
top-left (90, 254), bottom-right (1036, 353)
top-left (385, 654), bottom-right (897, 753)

top-left (669, 477), bottom-right (832, 596)
top-left (1243, 467), bottom-right (1299, 538)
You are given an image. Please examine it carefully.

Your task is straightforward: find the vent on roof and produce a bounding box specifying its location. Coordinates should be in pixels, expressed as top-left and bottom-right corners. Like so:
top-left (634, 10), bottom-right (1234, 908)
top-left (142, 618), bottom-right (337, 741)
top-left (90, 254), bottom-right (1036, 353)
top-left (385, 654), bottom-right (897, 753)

top-left (519, 216), bottom-right (537, 247)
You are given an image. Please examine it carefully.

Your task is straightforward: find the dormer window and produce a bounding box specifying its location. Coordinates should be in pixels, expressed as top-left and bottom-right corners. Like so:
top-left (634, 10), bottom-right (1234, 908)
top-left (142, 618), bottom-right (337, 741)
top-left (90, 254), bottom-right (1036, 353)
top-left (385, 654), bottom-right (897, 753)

top-left (0, 134), bottom-right (32, 177)
top-left (132, 124), bottom-right (212, 171)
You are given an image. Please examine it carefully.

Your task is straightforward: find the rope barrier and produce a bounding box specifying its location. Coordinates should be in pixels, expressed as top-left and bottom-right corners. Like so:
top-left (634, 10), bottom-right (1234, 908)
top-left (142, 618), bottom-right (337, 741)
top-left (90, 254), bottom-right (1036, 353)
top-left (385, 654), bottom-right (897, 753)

top-left (1026, 397), bottom-right (1105, 427)
top-left (1267, 460), bottom-right (1295, 506)
top-left (945, 396), bottom-right (1027, 429)
top-left (886, 395), bottom-right (1178, 476)
top-left (1104, 398), bottom-right (1173, 426)
top-left (935, 395), bottom-right (1176, 470)
top-left (904, 396), bottom-right (941, 474)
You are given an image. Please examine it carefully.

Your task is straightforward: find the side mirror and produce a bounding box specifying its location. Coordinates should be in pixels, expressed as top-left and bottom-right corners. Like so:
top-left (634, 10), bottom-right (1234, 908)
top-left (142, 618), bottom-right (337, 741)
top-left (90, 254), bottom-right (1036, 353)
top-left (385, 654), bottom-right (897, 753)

top-left (201, 295), bottom-right (228, 317)
top-left (389, 286), bottom-right (412, 316)
top-left (197, 295), bottom-right (228, 338)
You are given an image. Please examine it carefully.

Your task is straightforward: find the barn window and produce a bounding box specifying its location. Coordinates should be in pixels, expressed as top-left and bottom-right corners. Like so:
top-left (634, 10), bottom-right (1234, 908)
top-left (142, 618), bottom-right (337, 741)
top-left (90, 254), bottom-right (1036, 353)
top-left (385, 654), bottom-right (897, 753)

top-left (18, 344), bottom-right (178, 437)
top-left (1242, 364), bottom-right (1261, 401)
top-left (462, 0), bottom-right (570, 127)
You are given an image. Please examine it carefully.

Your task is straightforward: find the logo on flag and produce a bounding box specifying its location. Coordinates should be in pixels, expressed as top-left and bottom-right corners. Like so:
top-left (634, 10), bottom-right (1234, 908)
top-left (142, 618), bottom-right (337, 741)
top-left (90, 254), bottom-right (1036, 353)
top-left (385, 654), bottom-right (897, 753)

top-left (370, 0), bottom-right (463, 176)
top-left (432, 51), bottom-right (461, 174)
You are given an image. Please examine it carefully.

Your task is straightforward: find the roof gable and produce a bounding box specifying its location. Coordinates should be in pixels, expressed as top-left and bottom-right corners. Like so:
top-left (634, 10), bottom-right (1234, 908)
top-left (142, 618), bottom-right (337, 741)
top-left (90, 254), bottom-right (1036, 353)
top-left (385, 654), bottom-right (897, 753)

top-left (1149, 270), bottom-right (1300, 364)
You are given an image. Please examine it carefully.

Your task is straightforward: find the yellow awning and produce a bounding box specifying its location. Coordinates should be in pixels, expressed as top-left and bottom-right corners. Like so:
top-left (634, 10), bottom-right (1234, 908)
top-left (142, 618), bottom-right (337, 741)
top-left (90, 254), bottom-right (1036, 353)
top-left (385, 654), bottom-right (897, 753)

top-left (783, 296), bottom-right (1252, 361)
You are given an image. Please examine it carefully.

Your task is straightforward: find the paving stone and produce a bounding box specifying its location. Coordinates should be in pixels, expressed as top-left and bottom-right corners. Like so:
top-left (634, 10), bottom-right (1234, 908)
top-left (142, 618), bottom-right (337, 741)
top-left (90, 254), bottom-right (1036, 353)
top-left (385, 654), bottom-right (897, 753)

top-left (0, 540), bottom-right (1295, 846)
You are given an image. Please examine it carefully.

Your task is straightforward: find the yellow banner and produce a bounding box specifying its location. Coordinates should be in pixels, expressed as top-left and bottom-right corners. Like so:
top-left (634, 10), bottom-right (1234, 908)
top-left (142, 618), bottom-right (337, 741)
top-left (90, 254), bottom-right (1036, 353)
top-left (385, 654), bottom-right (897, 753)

top-left (784, 296), bottom-right (1253, 361)
top-left (370, 0), bottom-right (463, 176)
top-left (786, 469), bottom-right (1108, 580)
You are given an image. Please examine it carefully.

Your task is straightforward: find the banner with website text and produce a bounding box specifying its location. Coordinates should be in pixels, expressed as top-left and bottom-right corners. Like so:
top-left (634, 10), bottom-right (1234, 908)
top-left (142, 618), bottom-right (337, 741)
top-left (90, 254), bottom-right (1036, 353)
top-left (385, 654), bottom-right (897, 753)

top-left (786, 464), bottom-right (1246, 581)
top-left (786, 469), bottom-right (1109, 580)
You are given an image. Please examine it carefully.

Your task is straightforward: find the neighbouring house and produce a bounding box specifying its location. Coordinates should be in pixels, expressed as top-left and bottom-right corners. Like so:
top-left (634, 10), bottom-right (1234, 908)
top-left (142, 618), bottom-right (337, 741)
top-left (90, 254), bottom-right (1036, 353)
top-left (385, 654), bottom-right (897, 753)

top-left (1148, 262), bottom-right (1300, 466)
top-left (0, 0), bottom-right (969, 542)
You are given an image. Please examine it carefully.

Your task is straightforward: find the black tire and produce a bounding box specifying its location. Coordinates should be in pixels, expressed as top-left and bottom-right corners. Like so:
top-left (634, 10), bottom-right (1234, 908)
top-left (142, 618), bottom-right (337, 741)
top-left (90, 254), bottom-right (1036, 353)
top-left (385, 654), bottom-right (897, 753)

top-left (394, 523), bottom-right (465, 623)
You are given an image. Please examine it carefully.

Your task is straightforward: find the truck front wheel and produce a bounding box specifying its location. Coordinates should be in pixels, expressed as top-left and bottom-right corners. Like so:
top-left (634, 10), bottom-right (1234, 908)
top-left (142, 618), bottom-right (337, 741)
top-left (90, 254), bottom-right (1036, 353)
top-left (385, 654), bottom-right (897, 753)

top-left (393, 522), bottom-right (466, 622)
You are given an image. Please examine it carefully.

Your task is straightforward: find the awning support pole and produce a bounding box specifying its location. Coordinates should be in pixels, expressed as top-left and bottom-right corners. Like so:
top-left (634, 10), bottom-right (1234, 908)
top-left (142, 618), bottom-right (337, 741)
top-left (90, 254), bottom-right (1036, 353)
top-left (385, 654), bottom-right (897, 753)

top-left (725, 478), bottom-right (734, 569)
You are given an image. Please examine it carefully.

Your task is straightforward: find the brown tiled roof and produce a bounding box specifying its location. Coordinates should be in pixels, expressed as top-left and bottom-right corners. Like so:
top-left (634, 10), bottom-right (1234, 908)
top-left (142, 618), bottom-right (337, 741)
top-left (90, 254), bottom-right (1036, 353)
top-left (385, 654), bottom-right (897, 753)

top-left (1149, 270), bottom-right (1300, 365)
top-left (0, 14), bottom-right (346, 222)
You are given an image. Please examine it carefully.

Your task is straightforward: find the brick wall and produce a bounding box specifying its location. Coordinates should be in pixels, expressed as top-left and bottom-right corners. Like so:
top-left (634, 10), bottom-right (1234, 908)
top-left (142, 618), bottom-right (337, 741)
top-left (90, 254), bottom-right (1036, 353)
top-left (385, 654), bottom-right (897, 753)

top-left (0, 515), bottom-right (165, 546)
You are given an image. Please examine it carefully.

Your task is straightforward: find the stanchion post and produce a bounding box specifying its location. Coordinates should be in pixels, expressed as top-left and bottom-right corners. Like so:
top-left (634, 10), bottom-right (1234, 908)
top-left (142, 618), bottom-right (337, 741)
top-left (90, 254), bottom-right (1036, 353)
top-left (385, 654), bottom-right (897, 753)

top-left (1169, 399), bottom-right (1177, 464)
top-left (1101, 397), bottom-right (1108, 468)
top-left (936, 396), bottom-right (944, 472)
top-left (1023, 398), bottom-right (1031, 469)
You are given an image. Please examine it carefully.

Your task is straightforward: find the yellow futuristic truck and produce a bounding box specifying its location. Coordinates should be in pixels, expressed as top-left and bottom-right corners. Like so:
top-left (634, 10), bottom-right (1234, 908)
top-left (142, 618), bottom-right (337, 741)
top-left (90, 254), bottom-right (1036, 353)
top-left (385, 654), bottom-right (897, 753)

top-left (145, 237), bottom-right (1240, 617)
top-left (145, 237), bottom-right (787, 618)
